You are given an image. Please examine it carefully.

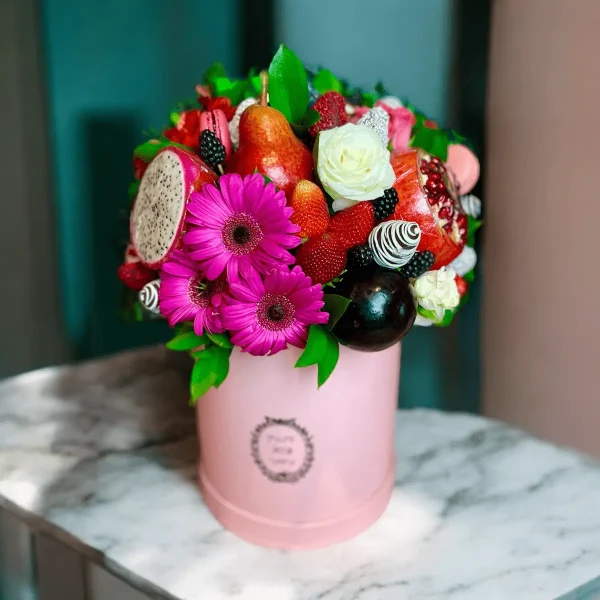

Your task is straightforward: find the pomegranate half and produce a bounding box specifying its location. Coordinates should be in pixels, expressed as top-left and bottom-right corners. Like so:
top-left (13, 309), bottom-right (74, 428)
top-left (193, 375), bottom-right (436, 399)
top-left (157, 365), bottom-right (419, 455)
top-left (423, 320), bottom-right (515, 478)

top-left (388, 149), bottom-right (467, 269)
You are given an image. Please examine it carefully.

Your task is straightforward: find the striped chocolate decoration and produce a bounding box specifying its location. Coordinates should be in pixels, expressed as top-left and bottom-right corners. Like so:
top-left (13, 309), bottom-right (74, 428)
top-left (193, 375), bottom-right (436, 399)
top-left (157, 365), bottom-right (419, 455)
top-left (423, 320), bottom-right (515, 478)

top-left (368, 221), bottom-right (421, 269)
top-left (138, 279), bottom-right (161, 314)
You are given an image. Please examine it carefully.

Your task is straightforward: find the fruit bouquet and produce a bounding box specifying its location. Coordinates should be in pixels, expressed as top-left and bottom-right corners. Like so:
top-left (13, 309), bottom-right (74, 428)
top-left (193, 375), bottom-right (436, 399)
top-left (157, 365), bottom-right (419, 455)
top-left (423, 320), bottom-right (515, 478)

top-left (118, 45), bottom-right (482, 401)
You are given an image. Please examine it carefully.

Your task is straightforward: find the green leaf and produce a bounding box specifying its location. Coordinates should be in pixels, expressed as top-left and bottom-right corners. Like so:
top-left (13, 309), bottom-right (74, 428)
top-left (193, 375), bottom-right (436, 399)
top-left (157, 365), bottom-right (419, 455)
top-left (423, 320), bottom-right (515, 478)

top-left (128, 181), bottom-right (140, 201)
top-left (463, 268), bottom-right (476, 284)
top-left (212, 77), bottom-right (246, 104)
top-left (268, 45), bottom-right (309, 124)
top-left (190, 365), bottom-right (217, 405)
top-left (417, 305), bottom-right (457, 328)
top-left (438, 308), bottom-right (458, 327)
top-left (362, 92), bottom-right (377, 108)
top-left (207, 332), bottom-right (233, 349)
top-left (467, 217), bottom-right (482, 247)
top-left (211, 346), bottom-right (232, 387)
top-left (169, 111), bottom-right (180, 126)
top-left (166, 330), bottom-right (209, 351)
top-left (203, 62), bottom-right (227, 85)
top-left (312, 69), bottom-right (344, 94)
top-left (303, 109), bottom-right (321, 128)
top-left (295, 325), bottom-right (328, 367)
top-left (295, 325), bottom-right (340, 388)
top-left (188, 346), bottom-right (232, 403)
top-left (133, 140), bottom-right (170, 162)
top-left (374, 81), bottom-right (389, 97)
top-left (317, 333), bottom-right (339, 388)
top-left (410, 126), bottom-right (449, 161)
top-left (323, 294), bottom-right (351, 331)
top-left (417, 306), bottom-right (438, 323)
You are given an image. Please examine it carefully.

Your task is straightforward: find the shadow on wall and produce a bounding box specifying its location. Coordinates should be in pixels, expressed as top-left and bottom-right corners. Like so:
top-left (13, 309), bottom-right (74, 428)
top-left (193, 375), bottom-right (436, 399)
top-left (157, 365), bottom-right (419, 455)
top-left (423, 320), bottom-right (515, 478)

top-left (80, 114), bottom-right (171, 359)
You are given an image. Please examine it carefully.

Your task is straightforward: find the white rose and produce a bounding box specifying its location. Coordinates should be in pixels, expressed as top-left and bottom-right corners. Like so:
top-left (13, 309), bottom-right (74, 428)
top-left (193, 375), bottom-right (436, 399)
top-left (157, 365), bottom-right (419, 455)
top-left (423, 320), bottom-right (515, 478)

top-left (411, 267), bottom-right (460, 321)
top-left (316, 123), bottom-right (396, 212)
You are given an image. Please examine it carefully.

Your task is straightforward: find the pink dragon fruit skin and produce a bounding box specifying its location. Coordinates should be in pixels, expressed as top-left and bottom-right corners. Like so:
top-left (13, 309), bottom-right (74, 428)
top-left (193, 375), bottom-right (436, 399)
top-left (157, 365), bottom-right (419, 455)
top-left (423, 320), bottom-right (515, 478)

top-left (130, 146), bottom-right (217, 269)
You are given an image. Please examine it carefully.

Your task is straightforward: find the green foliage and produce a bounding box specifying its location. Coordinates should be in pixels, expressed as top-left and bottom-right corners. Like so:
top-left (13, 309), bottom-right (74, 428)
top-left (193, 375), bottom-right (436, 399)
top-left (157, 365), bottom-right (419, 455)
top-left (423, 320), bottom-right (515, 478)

top-left (133, 140), bottom-right (190, 162)
top-left (206, 332), bottom-right (233, 349)
top-left (189, 345), bottom-right (232, 404)
top-left (312, 69), bottom-right (344, 95)
top-left (467, 217), bottom-right (482, 247)
top-left (202, 63), bottom-right (261, 105)
top-left (410, 126), bottom-right (450, 161)
top-left (166, 327), bottom-right (208, 351)
top-left (268, 45), bottom-right (309, 124)
top-left (322, 294), bottom-right (351, 331)
top-left (166, 324), bottom-right (233, 403)
top-left (295, 325), bottom-right (340, 388)
top-left (128, 181), bottom-right (140, 202)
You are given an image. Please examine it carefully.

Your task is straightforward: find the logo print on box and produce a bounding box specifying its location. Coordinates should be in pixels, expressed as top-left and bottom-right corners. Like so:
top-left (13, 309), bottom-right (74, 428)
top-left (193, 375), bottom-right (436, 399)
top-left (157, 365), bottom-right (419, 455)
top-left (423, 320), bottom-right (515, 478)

top-left (251, 417), bottom-right (314, 483)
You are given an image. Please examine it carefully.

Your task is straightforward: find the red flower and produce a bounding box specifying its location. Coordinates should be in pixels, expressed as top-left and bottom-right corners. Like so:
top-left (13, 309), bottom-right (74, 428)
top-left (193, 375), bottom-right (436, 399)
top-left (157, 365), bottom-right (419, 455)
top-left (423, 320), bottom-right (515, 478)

top-left (200, 96), bottom-right (235, 121)
top-left (164, 109), bottom-right (203, 150)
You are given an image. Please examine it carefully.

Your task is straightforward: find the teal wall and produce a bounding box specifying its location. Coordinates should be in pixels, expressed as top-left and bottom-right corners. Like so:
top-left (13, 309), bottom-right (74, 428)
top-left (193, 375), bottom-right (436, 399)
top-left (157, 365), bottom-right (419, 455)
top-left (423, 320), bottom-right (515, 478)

top-left (41, 0), bottom-right (481, 410)
top-left (41, 0), bottom-right (240, 358)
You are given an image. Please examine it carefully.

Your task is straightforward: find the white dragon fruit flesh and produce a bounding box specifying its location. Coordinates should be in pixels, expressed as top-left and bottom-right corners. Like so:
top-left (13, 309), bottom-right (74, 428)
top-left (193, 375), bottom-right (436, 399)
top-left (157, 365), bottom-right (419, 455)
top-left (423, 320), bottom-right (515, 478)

top-left (130, 147), bottom-right (216, 269)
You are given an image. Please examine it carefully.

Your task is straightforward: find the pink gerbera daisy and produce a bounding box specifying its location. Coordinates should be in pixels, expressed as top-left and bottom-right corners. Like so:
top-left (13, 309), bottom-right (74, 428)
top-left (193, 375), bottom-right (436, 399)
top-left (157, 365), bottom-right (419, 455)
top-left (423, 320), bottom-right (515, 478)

top-left (183, 173), bottom-right (301, 282)
top-left (158, 250), bottom-right (225, 335)
top-left (222, 266), bottom-right (329, 356)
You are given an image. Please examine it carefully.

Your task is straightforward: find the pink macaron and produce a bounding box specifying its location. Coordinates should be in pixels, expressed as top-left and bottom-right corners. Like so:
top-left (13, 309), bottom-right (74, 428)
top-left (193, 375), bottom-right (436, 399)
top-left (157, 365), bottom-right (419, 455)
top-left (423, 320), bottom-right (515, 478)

top-left (445, 143), bottom-right (480, 194)
top-left (199, 109), bottom-right (232, 160)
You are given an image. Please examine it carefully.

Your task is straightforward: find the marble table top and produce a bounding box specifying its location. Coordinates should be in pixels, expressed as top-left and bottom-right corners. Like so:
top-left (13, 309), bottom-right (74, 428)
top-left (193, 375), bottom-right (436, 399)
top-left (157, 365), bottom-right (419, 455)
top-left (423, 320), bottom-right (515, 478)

top-left (1, 347), bottom-right (600, 600)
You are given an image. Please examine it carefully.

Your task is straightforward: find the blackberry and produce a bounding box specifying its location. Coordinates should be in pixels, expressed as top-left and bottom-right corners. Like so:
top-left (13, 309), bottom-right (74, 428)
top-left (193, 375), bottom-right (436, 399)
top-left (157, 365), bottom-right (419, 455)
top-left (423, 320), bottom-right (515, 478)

top-left (400, 251), bottom-right (435, 279)
top-left (199, 130), bottom-right (225, 168)
top-left (347, 244), bottom-right (374, 270)
top-left (372, 188), bottom-right (399, 220)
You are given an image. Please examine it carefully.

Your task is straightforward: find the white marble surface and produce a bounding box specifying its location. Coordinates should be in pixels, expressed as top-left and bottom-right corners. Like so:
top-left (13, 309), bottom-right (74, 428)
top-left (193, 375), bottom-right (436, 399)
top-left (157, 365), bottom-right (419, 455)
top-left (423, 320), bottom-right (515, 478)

top-left (1, 347), bottom-right (600, 600)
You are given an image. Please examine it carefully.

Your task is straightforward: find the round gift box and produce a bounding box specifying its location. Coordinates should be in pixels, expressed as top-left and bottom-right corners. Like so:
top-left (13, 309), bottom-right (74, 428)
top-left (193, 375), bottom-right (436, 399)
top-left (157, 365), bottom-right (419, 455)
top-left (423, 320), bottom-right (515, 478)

top-left (197, 342), bottom-right (401, 550)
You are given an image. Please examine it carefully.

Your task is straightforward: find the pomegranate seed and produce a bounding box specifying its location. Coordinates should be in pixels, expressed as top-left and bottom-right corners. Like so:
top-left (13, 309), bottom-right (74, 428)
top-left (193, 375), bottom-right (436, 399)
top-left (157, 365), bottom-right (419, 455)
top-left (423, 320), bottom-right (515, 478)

top-left (428, 194), bottom-right (441, 205)
top-left (443, 222), bottom-right (454, 233)
top-left (425, 178), bottom-right (438, 191)
top-left (437, 193), bottom-right (449, 204)
top-left (430, 157), bottom-right (441, 165)
top-left (439, 206), bottom-right (451, 219)
top-left (428, 172), bottom-right (442, 182)
top-left (456, 214), bottom-right (467, 229)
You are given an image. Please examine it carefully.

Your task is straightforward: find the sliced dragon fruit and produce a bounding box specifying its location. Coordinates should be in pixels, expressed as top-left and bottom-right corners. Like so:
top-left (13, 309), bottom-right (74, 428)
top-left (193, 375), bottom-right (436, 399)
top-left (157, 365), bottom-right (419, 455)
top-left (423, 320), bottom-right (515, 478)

top-left (130, 147), bottom-right (216, 268)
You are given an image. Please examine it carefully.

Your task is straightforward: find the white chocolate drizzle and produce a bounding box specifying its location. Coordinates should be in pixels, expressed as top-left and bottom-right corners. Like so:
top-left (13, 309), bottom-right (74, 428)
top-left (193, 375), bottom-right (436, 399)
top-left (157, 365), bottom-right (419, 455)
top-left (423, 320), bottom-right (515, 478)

top-left (368, 221), bottom-right (421, 269)
top-left (139, 279), bottom-right (161, 314)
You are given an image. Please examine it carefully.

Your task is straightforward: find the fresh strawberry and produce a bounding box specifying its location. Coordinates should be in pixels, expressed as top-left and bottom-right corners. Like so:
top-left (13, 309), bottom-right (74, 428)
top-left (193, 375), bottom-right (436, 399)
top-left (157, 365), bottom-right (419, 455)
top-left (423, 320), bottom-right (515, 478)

top-left (309, 92), bottom-right (348, 138)
top-left (455, 274), bottom-right (468, 296)
top-left (289, 180), bottom-right (330, 238)
top-left (328, 202), bottom-right (376, 250)
top-left (117, 261), bottom-right (156, 291)
top-left (295, 233), bottom-right (346, 285)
